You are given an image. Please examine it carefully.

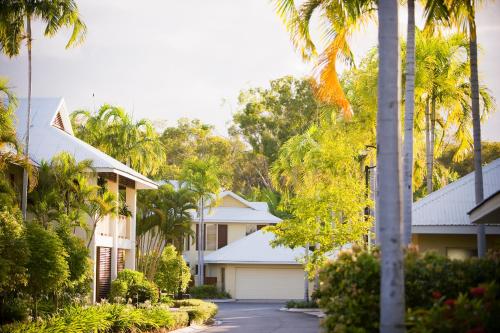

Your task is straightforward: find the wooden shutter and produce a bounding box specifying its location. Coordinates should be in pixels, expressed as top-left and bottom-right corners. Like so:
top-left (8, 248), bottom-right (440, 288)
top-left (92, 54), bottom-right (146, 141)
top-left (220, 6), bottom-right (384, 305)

top-left (96, 247), bottom-right (111, 302)
top-left (195, 224), bottom-right (206, 250)
top-left (117, 249), bottom-right (126, 273)
top-left (217, 224), bottom-right (228, 249)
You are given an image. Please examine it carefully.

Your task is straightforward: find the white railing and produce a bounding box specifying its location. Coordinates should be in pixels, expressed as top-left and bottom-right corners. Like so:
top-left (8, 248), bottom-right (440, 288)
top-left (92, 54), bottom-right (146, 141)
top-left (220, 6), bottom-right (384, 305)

top-left (117, 215), bottom-right (130, 239)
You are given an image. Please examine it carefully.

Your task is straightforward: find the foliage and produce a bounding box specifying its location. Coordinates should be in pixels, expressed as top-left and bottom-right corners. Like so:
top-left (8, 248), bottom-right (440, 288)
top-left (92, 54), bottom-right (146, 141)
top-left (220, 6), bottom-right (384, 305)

top-left (154, 245), bottom-right (191, 296)
top-left (285, 300), bottom-right (318, 309)
top-left (137, 185), bottom-right (196, 279)
top-left (319, 247), bottom-right (500, 333)
top-left (71, 104), bottom-right (165, 177)
top-left (109, 269), bottom-right (159, 304)
top-left (407, 282), bottom-right (500, 333)
top-left (439, 142), bottom-right (500, 178)
top-left (24, 223), bottom-right (69, 317)
top-left (172, 299), bottom-right (218, 324)
top-left (187, 285), bottom-right (231, 300)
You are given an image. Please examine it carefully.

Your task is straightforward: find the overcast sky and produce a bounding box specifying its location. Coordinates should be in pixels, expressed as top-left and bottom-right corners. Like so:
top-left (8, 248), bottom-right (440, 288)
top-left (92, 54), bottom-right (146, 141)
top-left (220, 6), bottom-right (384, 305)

top-left (1, 1), bottom-right (499, 140)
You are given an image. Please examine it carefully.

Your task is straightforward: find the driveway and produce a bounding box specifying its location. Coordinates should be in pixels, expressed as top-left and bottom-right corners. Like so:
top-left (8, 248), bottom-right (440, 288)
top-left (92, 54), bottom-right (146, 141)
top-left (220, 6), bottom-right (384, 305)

top-left (203, 302), bottom-right (321, 333)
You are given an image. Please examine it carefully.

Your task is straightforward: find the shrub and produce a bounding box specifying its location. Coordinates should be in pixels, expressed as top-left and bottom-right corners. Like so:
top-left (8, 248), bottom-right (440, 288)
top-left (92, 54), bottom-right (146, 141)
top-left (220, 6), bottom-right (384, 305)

top-left (109, 269), bottom-right (159, 304)
top-left (286, 300), bottom-right (319, 309)
top-left (172, 299), bottom-right (218, 324)
top-left (155, 245), bottom-right (191, 296)
top-left (170, 311), bottom-right (190, 329)
top-left (319, 247), bottom-right (500, 333)
top-left (188, 285), bottom-right (231, 299)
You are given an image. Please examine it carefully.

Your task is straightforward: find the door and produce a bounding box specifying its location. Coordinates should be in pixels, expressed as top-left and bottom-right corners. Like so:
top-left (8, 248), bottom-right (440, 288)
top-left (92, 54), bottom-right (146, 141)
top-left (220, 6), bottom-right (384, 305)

top-left (96, 247), bottom-right (111, 302)
top-left (234, 267), bottom-right (305, 300)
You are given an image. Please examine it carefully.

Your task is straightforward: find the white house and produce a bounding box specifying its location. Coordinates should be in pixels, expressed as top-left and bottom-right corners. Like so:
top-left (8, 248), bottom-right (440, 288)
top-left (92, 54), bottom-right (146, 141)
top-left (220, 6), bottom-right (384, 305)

top-left (411, 158), bottom-right (500, 259)
top-left (13, 98), bottom-right (157, 302)
top-left (183, 190), bottom-right (312, 300)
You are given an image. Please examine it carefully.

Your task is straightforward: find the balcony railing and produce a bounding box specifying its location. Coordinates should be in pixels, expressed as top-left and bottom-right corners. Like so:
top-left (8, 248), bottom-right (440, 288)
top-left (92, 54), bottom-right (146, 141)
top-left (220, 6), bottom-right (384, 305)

top-left (117, 215), bottom-right (130, 239)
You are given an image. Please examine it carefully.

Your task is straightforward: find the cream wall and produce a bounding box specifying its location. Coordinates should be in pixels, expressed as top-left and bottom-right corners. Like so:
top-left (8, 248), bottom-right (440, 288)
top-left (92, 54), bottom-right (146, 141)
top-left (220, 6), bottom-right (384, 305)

top-left (412, 234), bottom-right (500, 257)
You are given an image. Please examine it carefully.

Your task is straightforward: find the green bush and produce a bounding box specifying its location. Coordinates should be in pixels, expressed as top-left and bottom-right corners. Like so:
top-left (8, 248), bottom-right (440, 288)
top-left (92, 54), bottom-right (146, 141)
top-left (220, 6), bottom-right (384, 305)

top-left (155, 245), bottom-right (191, 296)
top-left (172, 299), bottom-right (218, 325)
top-left (285, 300), bottom-right (319, 309)
top-left (319, 247), bottom-right (500, 333)
top-left (109, 269), bottom-right (159, 304)
top-left (188, 285), bottom-right (231, 299)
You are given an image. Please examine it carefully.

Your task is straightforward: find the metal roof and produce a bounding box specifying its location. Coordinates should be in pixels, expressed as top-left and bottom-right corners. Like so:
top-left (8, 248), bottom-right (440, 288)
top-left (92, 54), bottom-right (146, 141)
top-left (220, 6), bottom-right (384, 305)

top-left (412, 158), bottom-right (500, 227)
top-left (13, 97), bottom-right (157, 189)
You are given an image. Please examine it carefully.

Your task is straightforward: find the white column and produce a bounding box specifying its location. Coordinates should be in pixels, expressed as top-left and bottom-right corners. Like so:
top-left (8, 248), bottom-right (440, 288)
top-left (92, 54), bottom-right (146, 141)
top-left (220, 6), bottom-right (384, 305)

top-left (90, 239), bottom-right (97, 303)
top-left (126, 186), bottom-right (137, 270)
top-left (111, 175), bottom-right (119, 280)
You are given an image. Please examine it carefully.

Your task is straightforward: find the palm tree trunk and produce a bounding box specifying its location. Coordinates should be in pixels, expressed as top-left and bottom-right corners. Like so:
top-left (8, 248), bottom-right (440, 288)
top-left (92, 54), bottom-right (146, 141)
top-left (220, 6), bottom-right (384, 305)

top-left (402, 0), bottom-right (415, 246)
top-left (377, 1), bottom-right (405, 332)
top-left (425, 99), bottom-right (432, 193)
top-left (304, 243), bottom-right (309, 302)
top-left (21, 15), bottom-right (33, 219)
top-left (469, 21), bottom-right (486, 258)
top-left (197, 198), bottom-right (205, 285)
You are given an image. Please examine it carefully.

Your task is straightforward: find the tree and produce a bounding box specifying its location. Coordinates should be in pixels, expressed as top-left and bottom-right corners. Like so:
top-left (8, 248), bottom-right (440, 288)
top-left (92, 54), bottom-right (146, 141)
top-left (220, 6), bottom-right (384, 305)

top-left (25, 222), bottom-right (69, 318)
top-left (377, 0), bottom-right (405, 331)
top-left (136, 185), bottom-right (196, 279)
top-left (84, 189), bottom-right (117, 248)
top-left (180, 157), bottom-right (223, 285)
top-left (402, 0), bottom-right (416, 246)
top-left (72, 104), bottom-right (165, 177)
top-left (0, 0), bottom-right (86, 219)
top-left (154, 245), bottom-right (191, 296)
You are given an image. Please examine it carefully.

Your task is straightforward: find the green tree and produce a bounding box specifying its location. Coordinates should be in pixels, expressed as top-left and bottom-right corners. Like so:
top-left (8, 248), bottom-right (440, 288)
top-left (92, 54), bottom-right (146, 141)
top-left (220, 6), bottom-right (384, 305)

top-left (72, 104), bottom-right (165, 177)
top-left (137, 185), bottom-right (196, 279)
top-left (154, 245), bottom-right (191, 296)
top-left (0, 0), bottom-right (86, 219)
top-left (25, 222), bottom-right (69, 318)
top-left (84, 189), bottom-right (117, 248)
top-left (180, 157), bottom-right (223, 286)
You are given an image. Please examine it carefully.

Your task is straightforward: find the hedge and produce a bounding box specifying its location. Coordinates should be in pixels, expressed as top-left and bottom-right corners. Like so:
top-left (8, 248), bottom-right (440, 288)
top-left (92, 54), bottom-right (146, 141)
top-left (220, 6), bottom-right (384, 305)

top-left (318, 247), bottom-right (500, 333)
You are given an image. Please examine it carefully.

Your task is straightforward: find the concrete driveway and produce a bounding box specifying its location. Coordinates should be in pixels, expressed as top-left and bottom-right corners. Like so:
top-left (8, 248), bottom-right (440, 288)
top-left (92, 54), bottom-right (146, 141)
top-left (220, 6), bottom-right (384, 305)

top-left (203, 302), bottom-right (321, 333)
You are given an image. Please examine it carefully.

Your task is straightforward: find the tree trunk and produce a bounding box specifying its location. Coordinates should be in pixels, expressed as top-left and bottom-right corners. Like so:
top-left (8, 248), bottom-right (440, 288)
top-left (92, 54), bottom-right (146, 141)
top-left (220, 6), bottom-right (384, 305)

top-left (469, 21), bottom-right (486, 257)
top-left (377, 1), bottom-right (405, 332)
top-left (21, 15), bottom-right (33, 219)
top-left (197, 197), bottom-right (205, 285)
top-left (304, 243), bottom-right (310, 302)
top-left (425, 99), bottom-right (432, 194)
top-left (402, 0), bottom-right (415, 246)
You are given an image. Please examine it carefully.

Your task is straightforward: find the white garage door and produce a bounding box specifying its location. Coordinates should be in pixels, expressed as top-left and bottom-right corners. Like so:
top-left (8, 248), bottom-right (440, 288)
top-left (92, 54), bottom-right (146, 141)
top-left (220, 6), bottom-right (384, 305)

top-left (234, 267), bottom-right (305, 300)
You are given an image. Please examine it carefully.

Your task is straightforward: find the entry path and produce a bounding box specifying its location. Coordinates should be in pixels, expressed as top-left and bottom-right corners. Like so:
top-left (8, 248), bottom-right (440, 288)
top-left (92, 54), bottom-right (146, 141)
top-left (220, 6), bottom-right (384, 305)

top-left (203, 302), bottom-right (321, 333)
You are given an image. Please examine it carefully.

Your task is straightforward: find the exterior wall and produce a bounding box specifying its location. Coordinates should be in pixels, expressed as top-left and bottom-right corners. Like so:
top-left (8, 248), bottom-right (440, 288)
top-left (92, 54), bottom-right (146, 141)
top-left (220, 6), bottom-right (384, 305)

top-left (412, 234), bottom-right (500, 258)
top-left (207, 264), bottom-right (313, 300)
top-left (219, 195), bottom-right (249, 208)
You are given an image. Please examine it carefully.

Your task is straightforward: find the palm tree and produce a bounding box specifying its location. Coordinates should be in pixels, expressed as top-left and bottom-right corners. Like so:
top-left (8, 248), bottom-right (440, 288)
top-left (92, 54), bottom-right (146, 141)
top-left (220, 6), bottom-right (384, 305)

top-left (0, 0), bottom-right (86, 219)
top-left (136, 186), bottom-right (196, 279)
top-left (180, 157), bottom-right (222, 286)
top-left (426, 0), bottom-right (495, 258)
top-left (402, 0), bottom-right (416, 245)
top-left (71, 104), bottom-right (165, 177)
top-left (377, 0), bottom-right (405, 331)
top-left (272, 0), bottom-right (376, 117)
top-left (85, 190), bottom-right (117, 248)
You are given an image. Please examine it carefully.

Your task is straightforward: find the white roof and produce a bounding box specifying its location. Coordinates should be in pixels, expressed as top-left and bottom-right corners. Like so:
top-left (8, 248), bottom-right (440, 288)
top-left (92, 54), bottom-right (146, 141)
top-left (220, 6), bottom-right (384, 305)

top-left (412, 158), bottom-right (500, 228)
top-left (13, 98), bottom-right (157, 189)
top-left (193, 191), bottom-right (282, 224)
top-left (204, 230), bottom-right (304, 265)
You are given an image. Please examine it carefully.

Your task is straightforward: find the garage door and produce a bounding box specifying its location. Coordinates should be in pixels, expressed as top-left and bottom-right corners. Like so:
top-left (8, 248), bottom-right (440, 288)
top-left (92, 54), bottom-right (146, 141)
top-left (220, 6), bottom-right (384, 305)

top-left (235, 267), bottom-right (305, 300)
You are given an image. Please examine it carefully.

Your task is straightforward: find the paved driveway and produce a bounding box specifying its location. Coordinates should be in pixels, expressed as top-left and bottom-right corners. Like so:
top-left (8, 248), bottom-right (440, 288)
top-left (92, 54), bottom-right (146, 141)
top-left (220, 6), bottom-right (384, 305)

top-left (203, 302), bottom-right (321, 333)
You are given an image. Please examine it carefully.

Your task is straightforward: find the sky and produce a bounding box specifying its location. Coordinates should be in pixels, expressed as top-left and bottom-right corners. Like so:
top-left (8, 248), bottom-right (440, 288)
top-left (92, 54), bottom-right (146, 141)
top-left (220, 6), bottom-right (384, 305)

top-left (1, 1), bottom-right (499, 140)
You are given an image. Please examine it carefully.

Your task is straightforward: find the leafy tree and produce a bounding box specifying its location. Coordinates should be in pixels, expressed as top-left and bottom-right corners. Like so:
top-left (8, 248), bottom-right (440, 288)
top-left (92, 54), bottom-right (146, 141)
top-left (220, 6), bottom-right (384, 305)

top-left (84, 189), bottom-right (117, 248)
top-left (154, 245), bottom-right (191, 296)
top-left (71, 104), bottom-right (165, 177)
top-left (230, 76), bottom-right (324, 164)
top-left (0, 0), bottom-right (86, 218)
top-left (137, 185), bottom-right (196, 279)
top-left (25, 222), bottom-right (69, 318)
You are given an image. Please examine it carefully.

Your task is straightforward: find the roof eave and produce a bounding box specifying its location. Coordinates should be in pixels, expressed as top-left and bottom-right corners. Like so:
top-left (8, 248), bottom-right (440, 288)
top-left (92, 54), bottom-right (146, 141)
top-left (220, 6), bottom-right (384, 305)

top-left (95, 167), bottom-right (158, 190)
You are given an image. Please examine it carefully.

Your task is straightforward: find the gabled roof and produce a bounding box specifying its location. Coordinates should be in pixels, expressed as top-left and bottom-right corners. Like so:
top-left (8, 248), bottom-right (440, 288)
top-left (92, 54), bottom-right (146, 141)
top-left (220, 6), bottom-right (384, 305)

top-left (412, 158), bottom-right (500, 227)
top-left (204, 230), bottom-right (304, 265)
top-left (13, 98), bottom-right (157, 189)
top-left (193, 191), bottom-right (282, 224)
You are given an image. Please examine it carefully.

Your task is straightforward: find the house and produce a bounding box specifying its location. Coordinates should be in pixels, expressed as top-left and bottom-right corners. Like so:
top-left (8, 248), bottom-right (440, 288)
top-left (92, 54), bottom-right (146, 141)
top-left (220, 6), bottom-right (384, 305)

top-left (183, 191), bottom-right (312, 299)
top-left (204, 229), bottom-right (313, 300)
top-left (13, 98), bottom-right (157, 302)
top-left (411, 158), bottom-right (500, 259)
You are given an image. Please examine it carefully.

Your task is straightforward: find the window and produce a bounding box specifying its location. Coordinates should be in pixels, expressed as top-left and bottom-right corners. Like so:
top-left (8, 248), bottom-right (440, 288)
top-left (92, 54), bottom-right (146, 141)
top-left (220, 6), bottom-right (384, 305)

top-left (246, 224), bottom-right (257, 236)
top-left (185, 235), bottom-right (190, 252)
top-left (217, 224), bottom-right (228, 248)
top-left (206, 224), bottom-right (217, 251)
